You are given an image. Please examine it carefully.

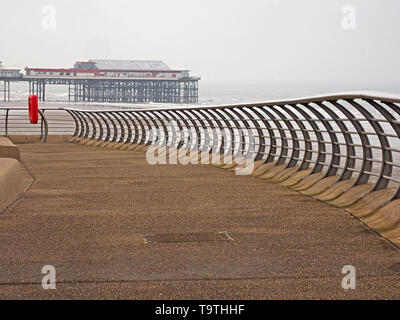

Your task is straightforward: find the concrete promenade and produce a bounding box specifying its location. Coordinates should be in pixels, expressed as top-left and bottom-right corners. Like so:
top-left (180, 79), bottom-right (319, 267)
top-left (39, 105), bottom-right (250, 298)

top-left (0, 142), bottom-right (400, 299)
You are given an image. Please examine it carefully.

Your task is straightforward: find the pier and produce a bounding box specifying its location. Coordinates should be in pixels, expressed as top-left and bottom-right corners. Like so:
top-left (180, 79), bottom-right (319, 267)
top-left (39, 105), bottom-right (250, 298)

top-left (1, 59), bottom-right (200, 103)
top-left (23, 77), bottom-right (199, 103)
top-left (1, 93), bottom-right (400, 299)
top-left (0, 141), bottom-right (399, 299)
top-left (1, 76), bottom-right (199, 104)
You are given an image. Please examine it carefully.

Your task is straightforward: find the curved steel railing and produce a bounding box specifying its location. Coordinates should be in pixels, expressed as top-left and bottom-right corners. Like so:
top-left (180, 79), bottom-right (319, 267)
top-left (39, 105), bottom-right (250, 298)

top-left (0, 107), bottom-right (76, 142)
top-left (0, 107), bottom-right (49, 142)
top-left (65, 93), bottom-right (400, 212)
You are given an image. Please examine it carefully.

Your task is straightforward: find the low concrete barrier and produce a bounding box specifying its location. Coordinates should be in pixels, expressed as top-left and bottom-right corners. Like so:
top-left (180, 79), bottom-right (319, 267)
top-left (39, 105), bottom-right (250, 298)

top-left (0, 158), bottom-right (24, 213)
top-left (0, 137), bottom-right (20, 160)
top-left (8, 134), bottom-right (70, 144)
top-left (0, 137), bottom-right (24, 212)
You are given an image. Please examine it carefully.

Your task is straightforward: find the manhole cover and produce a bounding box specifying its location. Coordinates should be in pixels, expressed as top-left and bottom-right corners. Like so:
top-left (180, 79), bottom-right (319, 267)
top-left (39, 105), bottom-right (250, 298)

top-left (390, 262), bottom-right (400, 272)
top-left (144, 232), bottom-right (233, 244)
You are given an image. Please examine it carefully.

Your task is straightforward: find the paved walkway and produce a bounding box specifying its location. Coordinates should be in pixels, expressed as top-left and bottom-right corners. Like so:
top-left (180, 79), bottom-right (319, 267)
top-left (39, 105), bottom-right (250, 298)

top-left (0, 142), bottom-right (400, 299)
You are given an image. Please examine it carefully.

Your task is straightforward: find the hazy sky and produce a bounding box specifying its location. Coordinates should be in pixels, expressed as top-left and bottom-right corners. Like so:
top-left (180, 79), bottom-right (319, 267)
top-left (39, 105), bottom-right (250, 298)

top-left (1, 0), bottom-right (399, 85)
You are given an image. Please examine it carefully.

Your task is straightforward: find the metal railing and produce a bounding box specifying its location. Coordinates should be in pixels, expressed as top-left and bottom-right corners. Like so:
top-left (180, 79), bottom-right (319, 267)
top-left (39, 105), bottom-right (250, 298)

top-left (64, 93), bottom-right (400, 204)
top-left (2, 94), bottom-right (400, 205)
top-left (0, 107), bottom-right (75, 142)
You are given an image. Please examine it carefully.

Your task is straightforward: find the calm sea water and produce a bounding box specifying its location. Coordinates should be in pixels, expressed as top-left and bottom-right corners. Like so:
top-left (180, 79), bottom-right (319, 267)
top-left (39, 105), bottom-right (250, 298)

top-left (4, 81), bottom-right (400, 109)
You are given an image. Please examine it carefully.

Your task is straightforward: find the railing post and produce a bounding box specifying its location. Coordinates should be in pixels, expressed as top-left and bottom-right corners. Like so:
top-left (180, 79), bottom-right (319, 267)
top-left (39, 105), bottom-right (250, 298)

top-left (5, 109), bottom-right (9, 138)
top-left (38, 109), bottom-right (48, 143)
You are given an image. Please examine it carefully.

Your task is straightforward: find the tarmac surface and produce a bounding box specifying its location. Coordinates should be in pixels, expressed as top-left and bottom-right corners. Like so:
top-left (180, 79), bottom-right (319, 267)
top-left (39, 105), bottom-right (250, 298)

top-left (1, 142), bottom-right (400, 299)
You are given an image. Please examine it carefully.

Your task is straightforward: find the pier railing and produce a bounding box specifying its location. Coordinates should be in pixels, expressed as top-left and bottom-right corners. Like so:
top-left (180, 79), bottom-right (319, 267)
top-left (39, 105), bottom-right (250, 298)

top-left (0, 107), bottom-right (48, 142)
top-left (2, 94), bottom-right (400, 217)
top-left (0, 107), bottom-right (75, 142)
top-left (65, 93), bottom-right (400, 212)
top-left (2, 93), bottom-right (400, 244)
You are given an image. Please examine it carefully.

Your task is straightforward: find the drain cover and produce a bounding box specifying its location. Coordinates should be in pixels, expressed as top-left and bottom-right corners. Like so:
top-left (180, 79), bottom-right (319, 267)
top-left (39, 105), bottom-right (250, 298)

top-left (390, 262), bottom-right (400, 272)
top-left (144, 232), bottom-right (233, 244)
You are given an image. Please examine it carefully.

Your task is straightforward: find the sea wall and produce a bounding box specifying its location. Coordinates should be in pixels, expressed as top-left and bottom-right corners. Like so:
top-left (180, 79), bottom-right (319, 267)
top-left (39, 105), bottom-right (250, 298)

top-left (0, 138), bottom-right (24, 212)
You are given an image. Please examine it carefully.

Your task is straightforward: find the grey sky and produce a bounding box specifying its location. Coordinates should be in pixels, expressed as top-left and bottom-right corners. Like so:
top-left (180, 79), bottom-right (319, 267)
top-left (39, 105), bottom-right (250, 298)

top-left (1, 0), bottom-right (399, 85)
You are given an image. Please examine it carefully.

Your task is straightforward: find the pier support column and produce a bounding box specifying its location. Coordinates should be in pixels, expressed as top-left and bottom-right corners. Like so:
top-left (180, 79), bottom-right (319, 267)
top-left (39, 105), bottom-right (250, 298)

top-left (41, 82), bottom-right (46, 101)
top-left (2, 81), bottom-right (10, 102)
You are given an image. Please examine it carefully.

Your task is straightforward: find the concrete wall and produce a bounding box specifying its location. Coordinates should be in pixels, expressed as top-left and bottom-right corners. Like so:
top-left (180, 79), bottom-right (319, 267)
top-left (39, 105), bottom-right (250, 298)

top-left (0, 138), bottom-right (24, 212)
top-left (0, 137), bottom-right (20, 160)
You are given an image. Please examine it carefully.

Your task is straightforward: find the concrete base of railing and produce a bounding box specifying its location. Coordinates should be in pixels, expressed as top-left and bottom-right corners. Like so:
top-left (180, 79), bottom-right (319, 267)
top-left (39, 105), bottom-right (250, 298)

top-left (67, 139), bottom-right (400, 247)
top-left (0, 137), bottom-right (20, 160)
top-left (8, 135), bottom-right (71, 144)
top-left (0, 158), bottom-right (24, 213)
top-left (0, 137), bottom-right (24, 213)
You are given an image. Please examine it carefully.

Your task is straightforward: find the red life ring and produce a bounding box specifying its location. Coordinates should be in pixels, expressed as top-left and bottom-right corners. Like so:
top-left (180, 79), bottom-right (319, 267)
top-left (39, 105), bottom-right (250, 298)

top-left (28, 94), bottom-right (38, 124)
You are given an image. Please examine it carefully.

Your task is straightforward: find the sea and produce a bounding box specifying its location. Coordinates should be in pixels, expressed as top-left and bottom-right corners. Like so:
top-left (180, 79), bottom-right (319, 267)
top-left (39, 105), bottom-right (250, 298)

top-left (2, 81), bottom-right (400, 110)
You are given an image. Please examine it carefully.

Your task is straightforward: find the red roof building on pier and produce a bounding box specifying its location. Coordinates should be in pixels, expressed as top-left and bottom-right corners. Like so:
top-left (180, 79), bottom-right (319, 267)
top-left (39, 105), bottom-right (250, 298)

top-left (25, 59), bottom-right (196, 80)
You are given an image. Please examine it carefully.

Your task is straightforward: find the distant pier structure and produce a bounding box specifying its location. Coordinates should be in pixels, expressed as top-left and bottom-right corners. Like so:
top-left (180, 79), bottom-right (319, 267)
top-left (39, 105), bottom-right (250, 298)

top-left (25, 60), bottom-right (200, 103)
top-left (0, 61), bottom-right (23, 101)
top-left (1, 59), bottom-right (200, 103)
